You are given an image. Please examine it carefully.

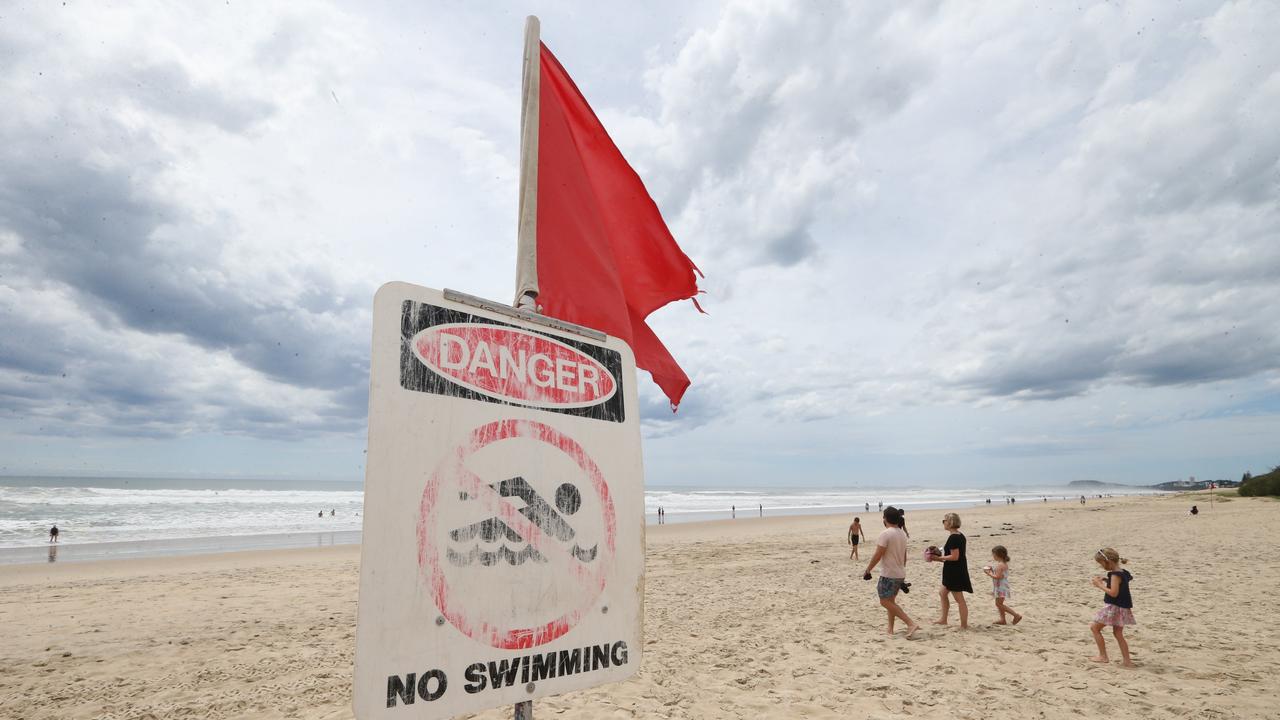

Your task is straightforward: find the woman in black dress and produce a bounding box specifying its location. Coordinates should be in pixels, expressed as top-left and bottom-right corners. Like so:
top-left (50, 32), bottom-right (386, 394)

top-left (929, 512), bottom-right (972, 628)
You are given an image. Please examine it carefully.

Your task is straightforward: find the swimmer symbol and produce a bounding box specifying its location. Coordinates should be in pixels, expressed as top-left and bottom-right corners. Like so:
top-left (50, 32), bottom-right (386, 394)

top-left (448, 476), bottom-right (598, 566)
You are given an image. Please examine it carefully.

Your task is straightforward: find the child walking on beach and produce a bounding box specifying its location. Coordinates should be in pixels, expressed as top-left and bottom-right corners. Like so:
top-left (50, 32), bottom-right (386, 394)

top-left (982, 545), bottom-right (1022, 625)
top-left (848, 516), bottom-right (865, 560)
top-left (1089, 547), bottom-right (1136, 667)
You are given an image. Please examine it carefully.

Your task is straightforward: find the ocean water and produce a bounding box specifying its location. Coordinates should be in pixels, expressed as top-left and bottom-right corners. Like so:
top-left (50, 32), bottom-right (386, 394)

top-left (0, 476), bottom-right (1161, 562)
top-left (0, 476), bottom-right (364, 549)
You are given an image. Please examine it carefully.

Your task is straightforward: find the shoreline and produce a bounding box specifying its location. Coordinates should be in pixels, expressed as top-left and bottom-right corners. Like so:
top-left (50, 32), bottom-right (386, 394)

top-left (0, 529), bottom-right (361, 567)
top-left (0, 501), bottom-right (1056, 586)
top-left (0, 493), bottom-right (1181, 578)
top-left (0, 492), bottom-right (1169, 566)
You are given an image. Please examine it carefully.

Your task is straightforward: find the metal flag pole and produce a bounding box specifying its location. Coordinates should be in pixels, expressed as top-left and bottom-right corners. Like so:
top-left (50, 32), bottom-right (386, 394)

top-left (513, 14), bottom-right (541, 720)
top-left (514, 15), bottom-right (541, 313)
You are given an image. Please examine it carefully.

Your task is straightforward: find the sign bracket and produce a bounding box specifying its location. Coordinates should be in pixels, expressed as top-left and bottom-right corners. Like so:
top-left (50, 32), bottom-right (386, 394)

top-left (443, 288), bottom-right (607, 343)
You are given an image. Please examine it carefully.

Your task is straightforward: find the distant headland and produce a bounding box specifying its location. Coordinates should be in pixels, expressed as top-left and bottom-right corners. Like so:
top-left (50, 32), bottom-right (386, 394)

top-left (1068, 479), bottom-right (1239, 491)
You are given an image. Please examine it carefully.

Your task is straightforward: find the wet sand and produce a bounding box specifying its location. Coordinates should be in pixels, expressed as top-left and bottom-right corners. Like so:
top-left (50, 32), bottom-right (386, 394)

top-left (0, 530), bottom-right (360, 566)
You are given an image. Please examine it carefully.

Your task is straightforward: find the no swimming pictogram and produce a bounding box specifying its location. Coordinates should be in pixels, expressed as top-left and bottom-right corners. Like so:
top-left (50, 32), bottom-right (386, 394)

top-left (446, 476), bottom-right (597, 566)
top-left (418, 419), bottom-right (617, 650)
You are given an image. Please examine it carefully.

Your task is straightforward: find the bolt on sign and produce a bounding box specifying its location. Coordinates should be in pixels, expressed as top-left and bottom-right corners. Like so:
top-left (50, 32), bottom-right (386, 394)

top-left (354, 283), bottom-right (644, 719)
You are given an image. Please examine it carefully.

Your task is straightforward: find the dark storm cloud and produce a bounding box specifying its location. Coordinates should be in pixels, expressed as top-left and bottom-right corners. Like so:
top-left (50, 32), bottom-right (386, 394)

top-left (0, 314), bottom-right (71, 377)
top-left (762, 227), bottom-right (817, 267)
top-left (1120, 330), bottom-right (1280, 389)
top-left (114, 61), bottom-right (276, 133)
top-left (956, 341), bottom-right (1117, 400)
top-left (0, 128), bottom-right (364, 393)
top-left (638, 379), bottom-right (721, 438)
top-left (0, 20), bottom-right (368, 440)
top-left (0, 293), bottom-right (369, 441)
top-left (946, 246), bottom-right (1280, 402)
top-left (329, 383), bottom-right (371, 422)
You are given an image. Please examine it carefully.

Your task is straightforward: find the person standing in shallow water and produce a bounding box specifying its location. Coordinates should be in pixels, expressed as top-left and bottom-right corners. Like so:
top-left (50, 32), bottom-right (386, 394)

top-left (48, 525), bottom-right (59, 543)
top-left (929, 512), bottom-right (972, 628)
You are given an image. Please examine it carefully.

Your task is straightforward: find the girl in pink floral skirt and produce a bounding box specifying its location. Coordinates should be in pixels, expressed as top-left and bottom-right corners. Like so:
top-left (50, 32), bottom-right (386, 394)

top-left (1089, 547), bottom-right (1135, 667)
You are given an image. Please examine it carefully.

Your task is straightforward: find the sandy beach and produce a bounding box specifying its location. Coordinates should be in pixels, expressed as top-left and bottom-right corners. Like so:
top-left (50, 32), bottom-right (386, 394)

top-left (1, 492), bottom-right (1274, 719)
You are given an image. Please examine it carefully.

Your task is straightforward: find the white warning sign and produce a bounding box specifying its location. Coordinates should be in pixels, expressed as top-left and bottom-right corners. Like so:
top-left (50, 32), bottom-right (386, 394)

top-left (354, 283), bottom-right (644, 719)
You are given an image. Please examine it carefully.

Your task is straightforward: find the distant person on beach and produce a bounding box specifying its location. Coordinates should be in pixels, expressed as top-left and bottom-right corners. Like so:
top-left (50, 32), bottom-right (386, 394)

top-left (48, 525), bottom-right (59, 543)
top-left (318, 510), bottom-right (323, 518)
top-left (732, 504), bottom-right (736, 519)
top-left (1089, 547), bottom-right (1136, 667)
top-left (1189, 505), bottom-right (1199, 516)
top-left (848, 516), bottom-right (865, 560)
top-left (330, 509), bottom-right (335, 516)
top-left (865, 502), bottom-right (870, 512)
top-left (928, 512), bottom-right (972, 629)
top-left (863, 506), bottom-right (919, 638)
top-left (878, 501), bottom-right (883, 511)
top-left (982, 545), bottom-right (1022, 625)
top-left (1080, 496), bottom-right (1086, 505)
top-left (759, 503), bottom-right (762, 517)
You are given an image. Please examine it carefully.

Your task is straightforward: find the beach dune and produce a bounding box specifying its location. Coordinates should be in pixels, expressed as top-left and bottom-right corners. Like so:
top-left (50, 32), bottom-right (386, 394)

top-left (0, 493), bottom-right (1274, 719)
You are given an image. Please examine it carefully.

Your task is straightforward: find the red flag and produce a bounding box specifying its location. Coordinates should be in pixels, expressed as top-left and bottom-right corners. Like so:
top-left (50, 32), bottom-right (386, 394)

top-left (534, 42), bottom-right (702, 409)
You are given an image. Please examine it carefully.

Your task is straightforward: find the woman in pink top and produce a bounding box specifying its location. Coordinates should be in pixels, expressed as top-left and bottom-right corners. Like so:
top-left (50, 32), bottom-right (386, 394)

top-left (863, 506), bottom-right (920, 638)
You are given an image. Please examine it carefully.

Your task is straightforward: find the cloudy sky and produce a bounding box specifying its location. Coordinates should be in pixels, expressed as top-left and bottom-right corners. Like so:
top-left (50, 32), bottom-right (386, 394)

top-left (1, 0), bottom-right (1277, 487)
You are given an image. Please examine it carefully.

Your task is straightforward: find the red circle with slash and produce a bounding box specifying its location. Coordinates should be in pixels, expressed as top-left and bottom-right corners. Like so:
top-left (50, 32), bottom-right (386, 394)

top-left (417, 419), bottom-right (616, 649)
